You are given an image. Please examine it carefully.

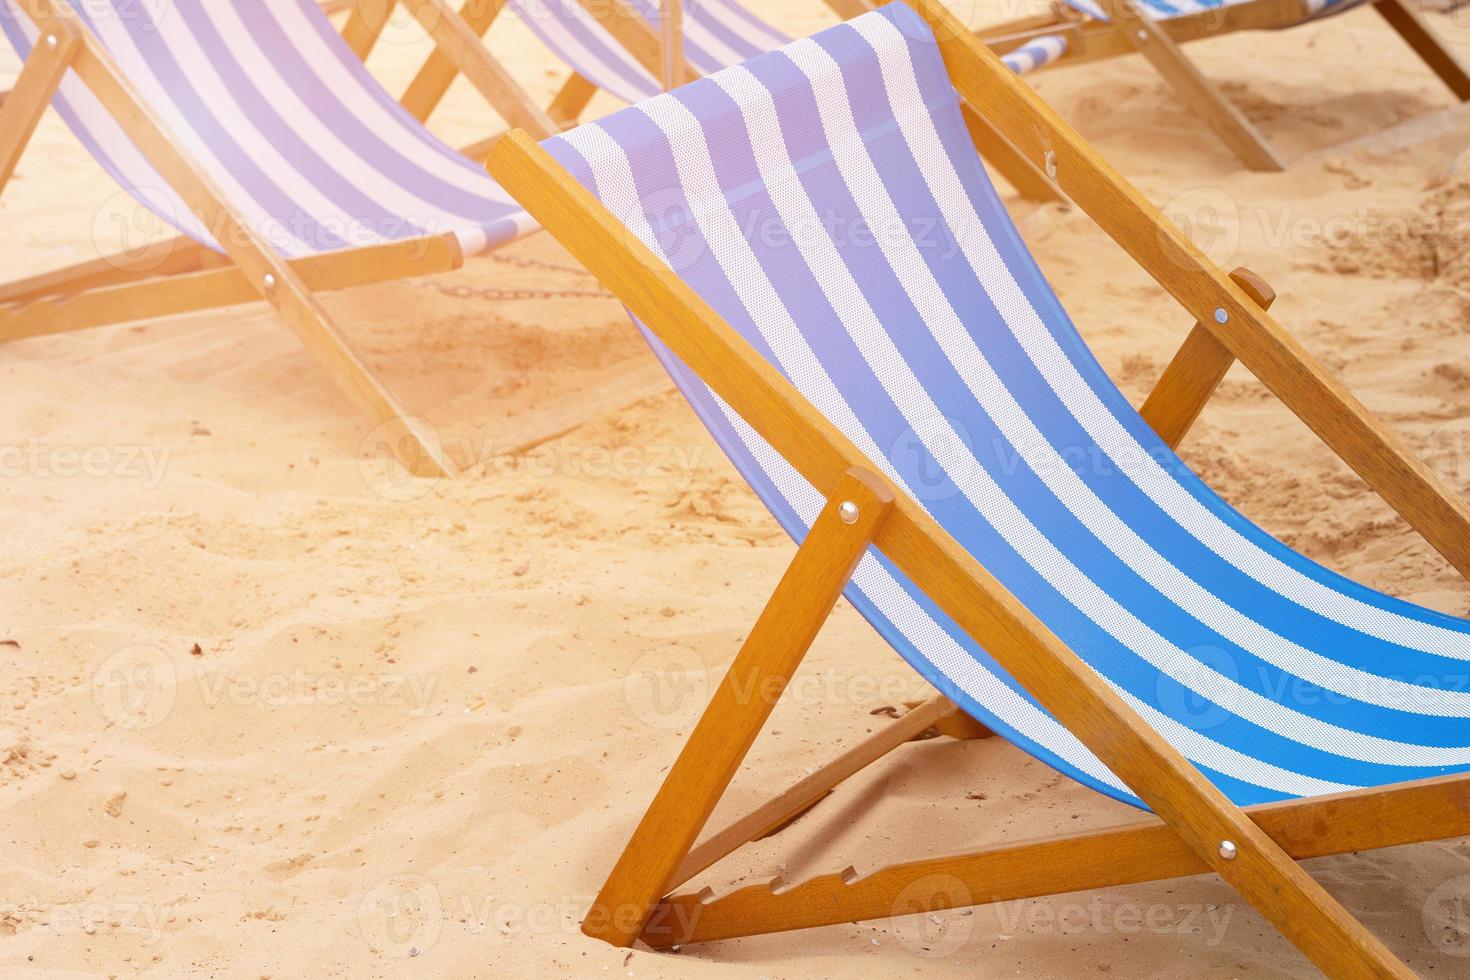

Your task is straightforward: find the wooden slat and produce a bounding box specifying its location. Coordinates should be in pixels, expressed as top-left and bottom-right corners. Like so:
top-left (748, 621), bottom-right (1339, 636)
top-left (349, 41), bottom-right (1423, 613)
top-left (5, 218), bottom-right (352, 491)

top-left (960, 102), bottom-right (1065, 203)
top-left (658, 0), bottom-right (685, 91)
top-left (0, 234), bottom-right (463, 342)
top-left (669, 695), bottom-right (965, 892)
top-left (0, 23), bottom-right (78, 196)
top-left (582, 470), bottom-right (896, 948)
top-left (644, 773), bottom-right (1470, 947)
top-left (398, 0), bottom-right (509, 123)
top-left (1107, 0), bottom-right (1285, 171)
top-left (398, 0), bottom-right (557, 138)
top-left (901, 0), bottom-right (1470, 584)
top-left (547, 72), bottom-right (598, 128)
top-left (341, 0), bottom-right (394, 61)
top-left (0, 237), bottom-right (227, 306)
top-left (18, 0), bottom-right (456, 477)
top-left (487, 60), bottom-right (1413, 980)
top-left (1375, 0), bottom-right (1470, 101)
top-left (1139, 267), bottom-right (1274, 449)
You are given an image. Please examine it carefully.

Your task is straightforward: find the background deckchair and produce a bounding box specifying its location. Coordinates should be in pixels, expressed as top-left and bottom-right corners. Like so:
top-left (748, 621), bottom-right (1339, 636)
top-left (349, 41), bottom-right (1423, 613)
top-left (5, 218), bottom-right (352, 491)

top-left (489, 1), bottom-right (1470, 973)
top-left (0, 0), bottom-right (585, 477)
top-left (945, 0), bottom-right (1470, 170)
top-left (380, 0), bottom-right (1068, 198)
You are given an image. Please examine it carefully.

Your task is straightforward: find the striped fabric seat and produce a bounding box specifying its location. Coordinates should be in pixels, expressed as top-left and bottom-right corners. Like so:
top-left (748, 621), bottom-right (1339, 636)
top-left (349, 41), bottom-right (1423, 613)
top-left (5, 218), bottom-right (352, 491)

top-left (543, 1), bottom-right (1470, 810)
top-left (1065, 0), bottom-right (1364, 25)
top-left (511, 0), bottom-right (1053, 98)
top-left (0, 0), bottom-right (535, 258)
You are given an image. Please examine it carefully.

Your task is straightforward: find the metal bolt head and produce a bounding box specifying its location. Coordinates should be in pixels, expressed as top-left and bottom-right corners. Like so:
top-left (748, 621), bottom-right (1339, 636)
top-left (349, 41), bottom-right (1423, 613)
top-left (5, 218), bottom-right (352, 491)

top-left (1135, 28), bottom-right (1147, 41)
top-left (837, 501), bottom-right (860, 525)
top-left (1219, 840), bottom-right (1237, 860)
top-left (1213, 308), bottom-right (1229, 324)
top-left (44, 33), bottom-right (58, 49)
top-left (262, 273), bottom-right (277, 291)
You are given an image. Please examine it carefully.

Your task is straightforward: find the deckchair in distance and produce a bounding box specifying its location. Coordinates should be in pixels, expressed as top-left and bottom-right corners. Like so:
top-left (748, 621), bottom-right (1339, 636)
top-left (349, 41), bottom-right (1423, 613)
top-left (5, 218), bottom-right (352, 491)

top-left (488, 0), bottom-right (1470, 973)
top-left (370, 0), bottom-right (1067, 199)
top-left (0, 0), bottom-right (587, 477)
top-left (876, 0), bottom-right (1470, 171)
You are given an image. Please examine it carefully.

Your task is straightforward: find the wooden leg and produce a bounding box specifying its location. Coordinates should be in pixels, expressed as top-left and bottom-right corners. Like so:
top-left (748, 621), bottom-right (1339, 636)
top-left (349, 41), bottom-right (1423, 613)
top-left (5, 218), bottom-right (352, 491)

top-left (341, 0), bottom-right (395, 61)
top-left (399, 0), bottom-right (556, 138)
top-left (0, 25), bottom-right (78, 197)
top-left (546, 72), bottom-right (598, 129)
top-left (30, 2), bottom-right (456, 477)
top-left (658, 0), bottom-right (686, 91)
top-left (1375, 0), bottom-right (1470, 101)
top-left (398, 0), bottom-right (508, 123)
top-left (1139, 267), bottom-right (1274, 448)
top-left (644, 773), bottom-right (1470, 948)
top-left (1110, 0), bottom-right (1286, 171)
top-left (583, 469), bottom-right (896, 947)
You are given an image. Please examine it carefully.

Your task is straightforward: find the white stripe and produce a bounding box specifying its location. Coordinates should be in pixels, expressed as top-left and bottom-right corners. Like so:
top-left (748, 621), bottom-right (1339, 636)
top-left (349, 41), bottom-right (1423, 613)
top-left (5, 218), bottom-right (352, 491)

top-left (145, 2), bottom-right (393, 251)
top-left (849, 14), bottom-right (1470, 667)
top-left (509, 0), bottom-right (658, 104)
top-left (606, 59), bottom-right (1361, 790)
top-left (772, 27), bottom-right (1470, 767)
top-left (83, 3), bottom-right (317, 254)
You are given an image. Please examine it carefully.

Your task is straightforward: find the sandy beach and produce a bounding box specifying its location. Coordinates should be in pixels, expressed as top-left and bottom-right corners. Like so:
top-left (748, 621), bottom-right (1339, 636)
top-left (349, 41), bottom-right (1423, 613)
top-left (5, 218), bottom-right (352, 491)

top-left (3, 1), bottom-right (1470, 976)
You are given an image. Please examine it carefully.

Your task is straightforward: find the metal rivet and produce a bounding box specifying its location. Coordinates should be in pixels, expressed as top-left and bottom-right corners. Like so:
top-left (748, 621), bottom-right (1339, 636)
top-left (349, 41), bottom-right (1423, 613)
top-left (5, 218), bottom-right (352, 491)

top-left (1219, 840), bottom-right (1237, 860)
top-left (44, 33), bottom-right (58, 49)
top-left (1136, 29), bottom-right (1147, 41)
top-left (1213, 308), bottom-right (1229, 325)
top-left (838, 501), bottom-right (860, 525)
top-left (262, 273), bottom-right (277, 291)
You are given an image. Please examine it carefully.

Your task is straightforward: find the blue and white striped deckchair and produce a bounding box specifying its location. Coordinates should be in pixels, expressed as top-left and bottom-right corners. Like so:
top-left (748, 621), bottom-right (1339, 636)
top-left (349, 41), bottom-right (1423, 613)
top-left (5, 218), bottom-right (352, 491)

top-left (969, 0), bottom-right (1470, 170)
top-left (0, 0), bottom-right (563, 477)
top-left (489, 1), bottom-right (1470, 972)
top-left (399, 0), bottom-right (1062, 197)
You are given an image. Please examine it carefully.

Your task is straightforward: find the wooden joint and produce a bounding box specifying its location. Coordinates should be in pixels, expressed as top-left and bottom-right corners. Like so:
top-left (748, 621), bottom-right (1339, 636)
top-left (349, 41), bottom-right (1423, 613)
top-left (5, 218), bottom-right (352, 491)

top-left (1139, 266), bottom-right (1275, 449)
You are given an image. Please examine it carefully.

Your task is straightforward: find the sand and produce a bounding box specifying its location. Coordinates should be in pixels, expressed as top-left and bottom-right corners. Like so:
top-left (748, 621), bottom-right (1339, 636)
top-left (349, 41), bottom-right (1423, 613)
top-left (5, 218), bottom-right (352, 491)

top-left (3, 1), bottom-right (1470, 977)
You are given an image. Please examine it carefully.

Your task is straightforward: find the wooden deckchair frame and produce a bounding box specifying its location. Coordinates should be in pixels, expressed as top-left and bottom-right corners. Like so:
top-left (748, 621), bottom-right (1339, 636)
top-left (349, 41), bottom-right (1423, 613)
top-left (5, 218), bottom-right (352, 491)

top-left (486, 0), bottom-right (1470, 972)
top-left (380, 0), bottom-right (1068, 199)
top-left (0, 0), bottom-right (592, 478)
top-left (895, 0), bottom-right (1470, 171)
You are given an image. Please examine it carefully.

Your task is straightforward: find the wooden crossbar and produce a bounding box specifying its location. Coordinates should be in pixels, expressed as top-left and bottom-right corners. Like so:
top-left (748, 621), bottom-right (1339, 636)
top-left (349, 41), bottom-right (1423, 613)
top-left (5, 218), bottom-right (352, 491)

top-left (643, 773), bottom-right (1470, 948)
